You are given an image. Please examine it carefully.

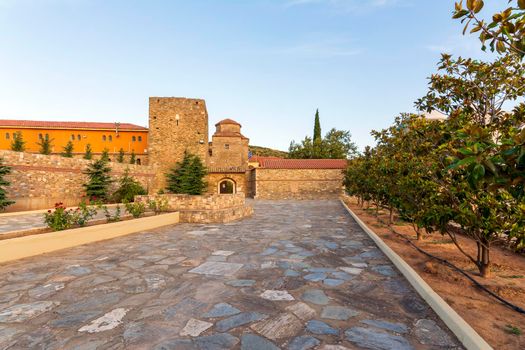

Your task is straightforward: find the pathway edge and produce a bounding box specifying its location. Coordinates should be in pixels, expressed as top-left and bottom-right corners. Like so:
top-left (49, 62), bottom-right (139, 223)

top-left (340, 199), bottom-right (493, 350)
top-left (0, 212), bottom-right (180, 264)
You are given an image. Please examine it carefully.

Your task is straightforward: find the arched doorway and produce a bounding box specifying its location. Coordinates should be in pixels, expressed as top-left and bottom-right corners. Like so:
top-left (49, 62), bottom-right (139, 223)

top-left (218, 179), bottom-right (236, 194)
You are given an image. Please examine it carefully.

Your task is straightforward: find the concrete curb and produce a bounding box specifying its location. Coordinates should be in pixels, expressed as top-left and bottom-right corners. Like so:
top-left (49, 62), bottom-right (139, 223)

top-left (0, 212), bottom-right (180, 264)
top-left (340, 200), bottom-right (493, 350)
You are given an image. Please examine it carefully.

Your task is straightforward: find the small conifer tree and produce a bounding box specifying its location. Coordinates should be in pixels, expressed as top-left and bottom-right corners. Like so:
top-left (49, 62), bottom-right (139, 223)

top-left (0, 158), bottom-right (14, 211)
top-left (313, 108), bottom-right (321, 142)
top-left (37, 136), bottom-right (53, 155)
top-left (117, 148), bottom-right (125, 163)
top-left (166, 151), bottom-right (207, 195)
top-left (83, 158), bottom-right (113, 201)
top-left (61, 141), bottom-right (74, 158)
top-left (84, 144), bottom-right (93, 160)
top-left (100, 148), bottom-right (110, 162)
top-left (10, 131), bottom-right (26, 152)
top-left (112, 168), bottom-right (146, 202)
top-left (129, 150), bottom-right (136, 164)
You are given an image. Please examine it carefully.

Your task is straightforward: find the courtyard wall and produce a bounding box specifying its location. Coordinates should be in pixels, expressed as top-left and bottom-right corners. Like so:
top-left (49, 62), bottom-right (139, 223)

top-left (0, 150), bottom-right (158, 211)
top-left (253, 168), bottom-right (345, 199)
top-left (135, 193), bottom-right (252, 223)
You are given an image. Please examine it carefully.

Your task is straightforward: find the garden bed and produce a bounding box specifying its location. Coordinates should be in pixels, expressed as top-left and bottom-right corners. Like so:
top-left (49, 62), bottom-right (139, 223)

top-left (342, 197), bottom-right (525, 350)
top-left (0, 211), bottom-right (154, 241)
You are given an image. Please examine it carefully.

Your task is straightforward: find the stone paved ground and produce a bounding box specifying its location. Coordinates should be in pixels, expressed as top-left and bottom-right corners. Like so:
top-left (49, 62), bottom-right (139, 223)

top-left (0, 207), bottom-right (122, 236)
top-left (0, 201), bottom-right (462, 350)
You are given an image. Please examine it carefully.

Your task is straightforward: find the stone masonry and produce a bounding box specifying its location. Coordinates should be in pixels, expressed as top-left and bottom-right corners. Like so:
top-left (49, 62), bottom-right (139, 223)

top-left (148, 97), bottom-right (209, 191)
top-left (0, 150), bottom-right (157, 211)
top-left (253, 168), bottom-right (345, 199)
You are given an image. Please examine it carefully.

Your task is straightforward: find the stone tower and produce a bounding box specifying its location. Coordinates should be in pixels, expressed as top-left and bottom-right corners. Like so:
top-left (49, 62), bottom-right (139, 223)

top-left (208, 119), bottom-right (249, 171)
top-left (148, 97), bottom-right (209, 189)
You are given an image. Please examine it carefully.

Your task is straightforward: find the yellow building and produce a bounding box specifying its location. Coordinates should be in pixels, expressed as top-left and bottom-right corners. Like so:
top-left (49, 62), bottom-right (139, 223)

top-left (0, 120), bottom-right (148, 164)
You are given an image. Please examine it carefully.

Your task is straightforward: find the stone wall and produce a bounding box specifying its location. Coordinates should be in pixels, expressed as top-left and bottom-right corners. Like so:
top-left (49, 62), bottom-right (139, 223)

top-left (0, 150), bottom-right (158, 212)
top-left (148, 97), bottom-right (209, 191)
top-left (206, 172), bottom-right (247, 195)
top-left (135, 193), bottom-right (252, 223)
top-left (253, 168), bottom-right (345, 199)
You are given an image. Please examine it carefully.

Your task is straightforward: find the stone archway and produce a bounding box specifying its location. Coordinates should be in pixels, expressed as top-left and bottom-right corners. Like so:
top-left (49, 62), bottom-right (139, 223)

top-left (218, 178), bottom-right (236, 194)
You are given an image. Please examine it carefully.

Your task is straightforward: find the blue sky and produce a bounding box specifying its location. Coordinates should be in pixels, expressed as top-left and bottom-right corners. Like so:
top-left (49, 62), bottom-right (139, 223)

top-left (0, 0), bottom-right (500, 151)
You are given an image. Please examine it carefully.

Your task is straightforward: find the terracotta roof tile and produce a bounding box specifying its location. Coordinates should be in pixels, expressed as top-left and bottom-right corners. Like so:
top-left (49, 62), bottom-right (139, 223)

top-left (258, 158), bottom-right (347, 169)
top-left (0, 119), bottom-right (148, 131)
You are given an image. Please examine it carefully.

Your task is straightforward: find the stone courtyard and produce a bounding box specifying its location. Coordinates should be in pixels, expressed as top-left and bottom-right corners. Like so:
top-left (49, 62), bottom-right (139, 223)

top-left (0, 201), bottom-right (460, 350)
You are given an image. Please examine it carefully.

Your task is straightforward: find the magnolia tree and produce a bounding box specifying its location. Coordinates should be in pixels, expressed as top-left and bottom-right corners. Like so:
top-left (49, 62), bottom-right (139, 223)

top-left (345, 53), bottom-right (525, 277)
top-left (453, 0), bottom-right (525, 57)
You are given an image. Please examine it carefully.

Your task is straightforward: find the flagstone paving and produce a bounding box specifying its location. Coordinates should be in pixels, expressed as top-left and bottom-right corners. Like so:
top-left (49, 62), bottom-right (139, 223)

top-left (0, 200), bottom-right (462, 349)
top-left (0, 206), bottom-right (122, 237)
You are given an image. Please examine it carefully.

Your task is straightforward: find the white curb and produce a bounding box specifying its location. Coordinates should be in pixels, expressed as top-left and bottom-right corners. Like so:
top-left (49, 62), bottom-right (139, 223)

top-left (340, 200), bottom-right (493, 350)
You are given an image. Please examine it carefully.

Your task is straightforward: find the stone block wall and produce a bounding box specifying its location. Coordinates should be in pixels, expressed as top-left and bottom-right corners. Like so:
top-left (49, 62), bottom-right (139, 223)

top-left (148, 97), bottom-right (209, 191)
top-left (0, 150), bottom-right (158, 212)
top-left (135, 193), bottom-right (252, 223)
top-left (253, 168), bottom-right (345, 199)
top-left (206, 172), bottom-right (247, 195)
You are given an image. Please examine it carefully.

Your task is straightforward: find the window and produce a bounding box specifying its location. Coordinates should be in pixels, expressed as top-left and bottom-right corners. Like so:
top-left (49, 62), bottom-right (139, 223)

top-left (132, 136), bottom-right (136, 142)
top-left (77, 134), bottom-right (81, 141)
top-left (225, 144), bottom-right (230, 150)
top-left (109, 135), bottom-right (112, 142)
top-left (138, 136), bottom-right (142, 142)
top-left (38, 133), bottom-right (43, 140)
top-left (102, 135), bottom-right (106, 141)
top-left (71, 134), bottom-right (75, 141)
top-left (5, 133), bottom-right (9, 140)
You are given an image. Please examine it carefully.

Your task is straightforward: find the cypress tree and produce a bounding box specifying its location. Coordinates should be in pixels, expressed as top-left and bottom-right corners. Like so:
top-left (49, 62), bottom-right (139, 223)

top-left (129, 150), bottom-right (136, 164)
top-left (166, 152), bottom-right (207, 195)
top-left (10, 131), bottom-right (26, 152)
top-left (101, 148), bottom-right (110, 162)
top-left (313, 109), bottom-right (321, 141)
top-left (0, 158), bottom-right (15, 211)
top-left (83, 158), bottom-right (113, 201)
top-left (37, 136), bottom-right (53, 155)
top-left (117, 148), bottom-right (125, 163)
top-left (61, 141), bottom-right (74, 157)
top-left (84, 144), bottom-right (93, 160)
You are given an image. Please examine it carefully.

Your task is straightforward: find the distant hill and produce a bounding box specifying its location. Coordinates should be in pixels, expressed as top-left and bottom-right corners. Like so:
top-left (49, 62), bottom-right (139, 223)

top-left (249, 145), bottom-right (288, 158)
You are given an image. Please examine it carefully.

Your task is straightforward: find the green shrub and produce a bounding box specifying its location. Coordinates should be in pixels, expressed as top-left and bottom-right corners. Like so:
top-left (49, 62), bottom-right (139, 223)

top-left (147, 198), bottom-right (169, 215)
top-left (83, 159), bottom-right (112, 202)
top-left (44, 203), bottom-right (74, 231)
top-left (112, 169), bottom-right (146, 202)
top-left (166, 151), bottom-right (207, 195)
top-left (124, 200), bottom-right (146, 218)
top-left (73, 201), bottom-right (97, 227)
top-left (103, 204), bottom-right (121, 223)
top-left (0, 158), bottom-right (14, 211)
top-left (10, 131), bottom-right (26, 152)
top-left (84, 144), bottom-right (93, 160)
top-left (61, 141), bottom-right (74, 158)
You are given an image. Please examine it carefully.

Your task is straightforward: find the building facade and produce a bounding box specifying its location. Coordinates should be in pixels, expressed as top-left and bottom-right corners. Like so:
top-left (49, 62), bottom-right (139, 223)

top-left (1, 96), bottom-right (347, 202)
top-left (0, 120), bottom-right (148, 164)
top-left (147, 97), bottom-right (346, 198)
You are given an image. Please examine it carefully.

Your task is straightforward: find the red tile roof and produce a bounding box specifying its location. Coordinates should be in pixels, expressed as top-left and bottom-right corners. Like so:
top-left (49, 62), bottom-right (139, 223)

top-left (215, 118), bottom-right (241, 126)
top-left (257, 158), bottom-right (347, 169)
top-left (0, 119), bottom-right (148, 131)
